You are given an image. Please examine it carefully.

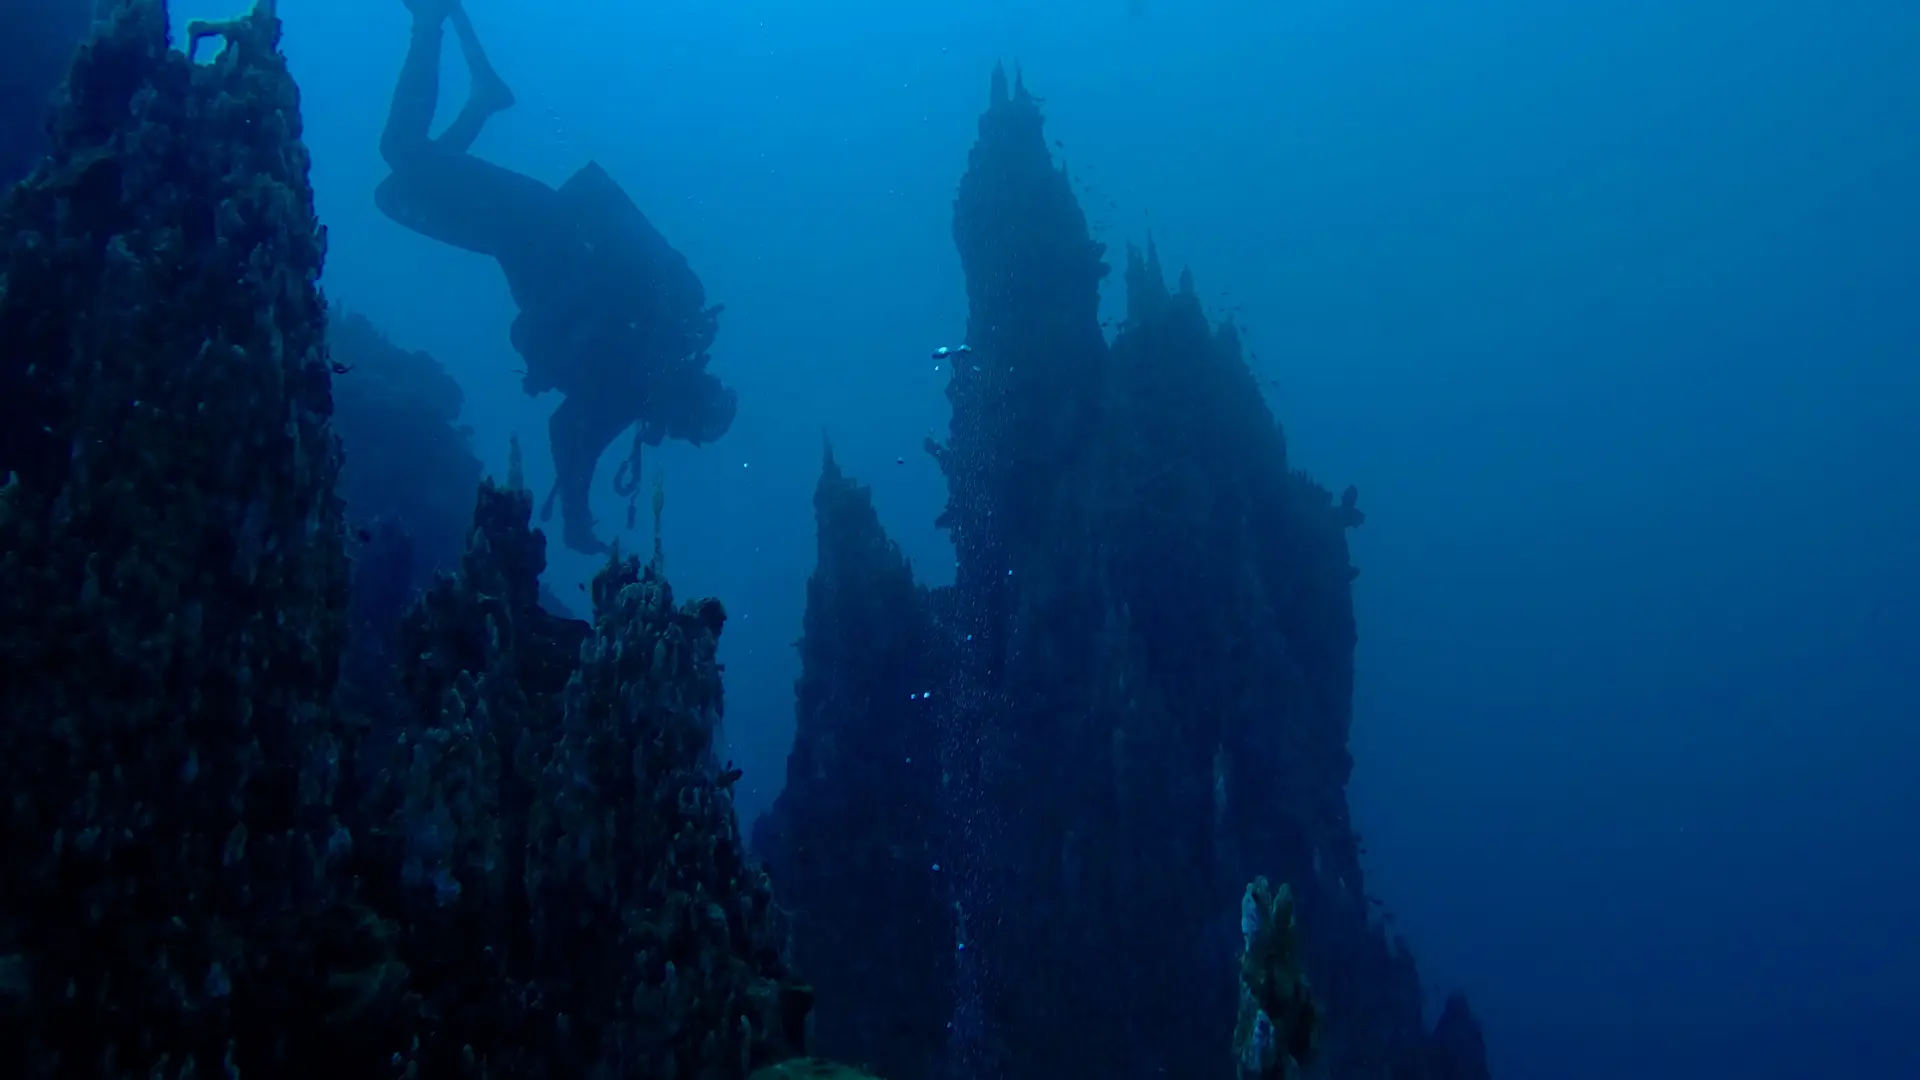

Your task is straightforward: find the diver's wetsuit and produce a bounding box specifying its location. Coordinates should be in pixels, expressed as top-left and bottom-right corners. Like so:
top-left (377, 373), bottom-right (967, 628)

top-left (374, 1), bottom-right (734, 556)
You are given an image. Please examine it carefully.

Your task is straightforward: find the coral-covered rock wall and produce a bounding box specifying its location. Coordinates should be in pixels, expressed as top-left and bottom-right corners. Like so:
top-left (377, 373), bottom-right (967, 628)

top-left (0, 3), bottom-right (353, 1070)
top-left (0, 6), bottom-right (812, 1076)
top-left (754, 448), bottom-right (951, 1080)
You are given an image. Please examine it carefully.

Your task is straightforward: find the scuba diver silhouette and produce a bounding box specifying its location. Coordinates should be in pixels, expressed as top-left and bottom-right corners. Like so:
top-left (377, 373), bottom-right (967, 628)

top-left (375, 0), bottom-right (736, 556)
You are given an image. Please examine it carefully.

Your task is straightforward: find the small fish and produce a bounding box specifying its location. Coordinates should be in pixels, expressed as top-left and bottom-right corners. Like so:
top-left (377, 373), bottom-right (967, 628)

top-left (930, 344), bottom-right (973, 360)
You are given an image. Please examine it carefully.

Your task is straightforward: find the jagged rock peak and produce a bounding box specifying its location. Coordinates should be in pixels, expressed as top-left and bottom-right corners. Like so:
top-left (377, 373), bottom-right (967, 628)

top-left (1428, 993), bottom-right (1493, 1080)
top-left (1124, 240), bottom-right (1171, 320)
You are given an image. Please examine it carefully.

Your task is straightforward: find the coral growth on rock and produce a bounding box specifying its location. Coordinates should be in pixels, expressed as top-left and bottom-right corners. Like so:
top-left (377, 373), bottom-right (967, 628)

top-left (756, 65), bottom-right (1492, 1080)
top-left (749, 1059), bottom-right (888, 1080)
top-left (0, 2), bottom-right (352, 1071)
top-left (754, 446), bottom-right (950, 1080)
top-left (1236, 877), bottom-right (1321, 1079)
top-left (344, 471), bottom-right (810, 1078)
top-left (0, 5), bottom-right (811, 1076)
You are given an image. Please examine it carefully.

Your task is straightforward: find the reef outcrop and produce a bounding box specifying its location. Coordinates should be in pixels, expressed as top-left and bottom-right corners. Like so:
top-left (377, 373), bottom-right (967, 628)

top-left (754, 66), bottom-right (1492, 1080)
top-left (1236, 877), bottom-right (1322, 1079)
top-left (344, 468), bottom-right (810, 1078)
top-left (329, 309), bottom-right (485, 724)
top-left (0, 2), bottom-right (352, 1071)
top-left (1426, 994), bottom-right (1493, 1080)
top-left (330, 309), bottom-right (484, 581)
top-left (0, 5), bottom-right (811, 1076)
top-left (754, 446), bottom-right (950, 1080)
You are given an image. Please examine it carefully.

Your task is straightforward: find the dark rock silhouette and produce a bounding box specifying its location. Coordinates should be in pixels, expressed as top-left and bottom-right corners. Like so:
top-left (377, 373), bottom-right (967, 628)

top-left (754, 445), bottom-right (950, 1080)
top-left (329, 309), bottom-right (483, 581)
top-left (756, 66), bottom-right (1488, 1079)
top-left (0, 5), bottom-right (812, 1076)
top-left (329, 309), bottom-right (485, 727)
top-left (346, 467), bottom-right (808, 1077)
top-left (0, 3), bottom-right (353, 1070)
top-left (1427, 994), bottom-right (1494, 1080)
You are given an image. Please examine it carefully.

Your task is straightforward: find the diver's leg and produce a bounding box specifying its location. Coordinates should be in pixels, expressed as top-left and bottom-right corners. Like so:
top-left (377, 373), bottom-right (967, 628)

top-left (549, 392), bottom-right (636, 557)
top-left (434, 5), bottom-right (516, 154)
top-left (375, 1), bottom-right (568, 282)
top-left (380, 1), bottom-right (457, 168)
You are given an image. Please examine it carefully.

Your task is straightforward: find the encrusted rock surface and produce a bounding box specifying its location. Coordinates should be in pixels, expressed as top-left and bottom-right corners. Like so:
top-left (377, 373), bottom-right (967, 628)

top-left (0, 2), bottom-right (352, 1072)
top-left (0, 6), bottom-right (812, 1076)
top-left (756, 67), bottom-right (1492, 1080)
